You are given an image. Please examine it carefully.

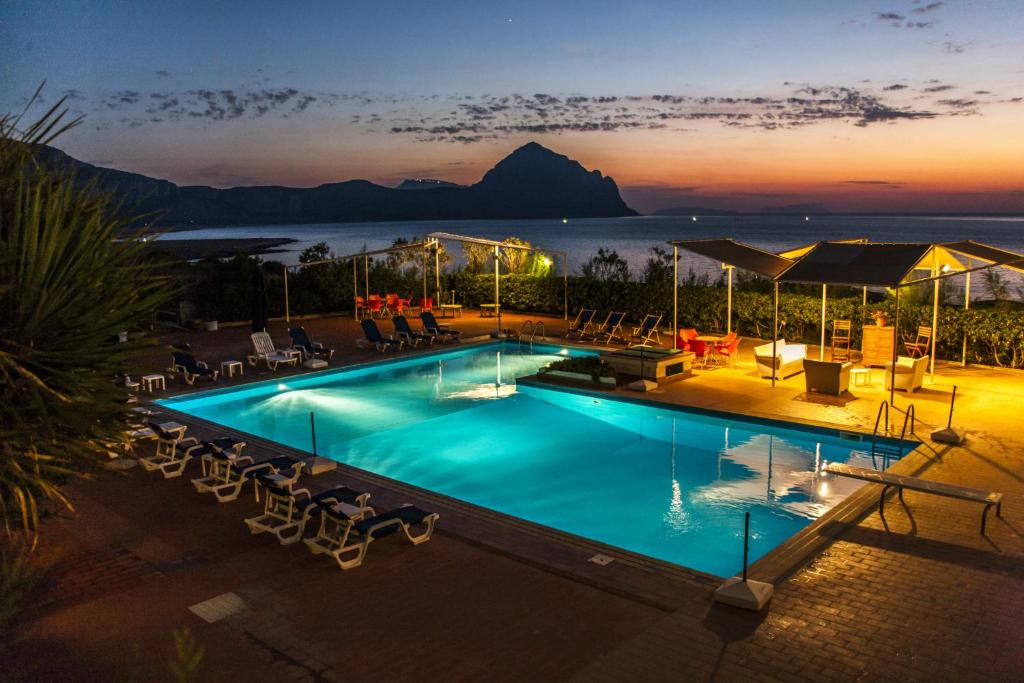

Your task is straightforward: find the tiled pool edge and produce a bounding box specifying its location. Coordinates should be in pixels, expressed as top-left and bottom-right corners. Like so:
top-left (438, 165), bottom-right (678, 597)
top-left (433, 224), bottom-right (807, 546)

top-left (146, 404), bottom-right (719, 611)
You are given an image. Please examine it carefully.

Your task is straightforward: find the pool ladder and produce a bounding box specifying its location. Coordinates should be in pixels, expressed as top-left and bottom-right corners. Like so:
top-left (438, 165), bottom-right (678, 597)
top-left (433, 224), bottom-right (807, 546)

top-left (518, 320), bottom-right (546, 351)
top-left (869, 400), bottom-right (916, 469)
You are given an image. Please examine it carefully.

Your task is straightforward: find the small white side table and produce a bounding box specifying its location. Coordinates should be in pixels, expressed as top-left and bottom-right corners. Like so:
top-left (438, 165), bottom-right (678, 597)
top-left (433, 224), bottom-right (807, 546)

top-left (221, 360), bottom-right (244, 378)
top-left (851, 368), bottom-right (872, 387)
top-left (141, 374), bottom-right (166, 392)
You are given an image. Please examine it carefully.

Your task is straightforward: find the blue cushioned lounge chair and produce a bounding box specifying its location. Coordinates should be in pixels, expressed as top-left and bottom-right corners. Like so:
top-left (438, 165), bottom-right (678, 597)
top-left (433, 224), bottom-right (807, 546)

top-left (359, 319), bottom-right (404, 352)
top-left (289, 326), bottom-right (334, 360)
top-left (392, 315), bottom-right (434, 347)
top-left (420, 311), bottom-right (461, 343)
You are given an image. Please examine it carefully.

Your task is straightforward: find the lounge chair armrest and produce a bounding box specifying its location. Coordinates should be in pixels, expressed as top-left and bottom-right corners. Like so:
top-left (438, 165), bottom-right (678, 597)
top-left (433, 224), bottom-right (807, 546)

top-left (292, 487), bottom-right (312, 500)
top-left (197, 361), bottom-right (209, 369)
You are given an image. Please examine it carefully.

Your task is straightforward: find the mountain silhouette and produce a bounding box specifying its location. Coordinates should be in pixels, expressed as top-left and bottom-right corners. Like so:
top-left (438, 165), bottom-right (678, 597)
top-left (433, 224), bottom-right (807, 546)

top-left (37, 142), bottom-right (635, 226)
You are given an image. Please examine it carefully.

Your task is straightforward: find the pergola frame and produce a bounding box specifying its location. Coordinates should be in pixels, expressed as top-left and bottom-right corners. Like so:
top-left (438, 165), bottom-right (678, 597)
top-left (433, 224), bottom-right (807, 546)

top-left (777, 241), bottom-right (1024, 405)
top-left (282, 240), bottom-right (435, 322)
top-left (670, 237), bottom-right (1024, 401)
top-left (427, 231), bottom-right (569, 335)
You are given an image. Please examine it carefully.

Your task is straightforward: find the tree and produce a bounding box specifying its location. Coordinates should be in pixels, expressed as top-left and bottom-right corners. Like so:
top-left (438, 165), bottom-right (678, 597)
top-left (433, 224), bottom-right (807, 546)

top-left (499, 236), bottom-right (532, 274)
top-left (0, 90), bottom-right (173, 536)
top-left (581, 247), bottom-right (630, 283)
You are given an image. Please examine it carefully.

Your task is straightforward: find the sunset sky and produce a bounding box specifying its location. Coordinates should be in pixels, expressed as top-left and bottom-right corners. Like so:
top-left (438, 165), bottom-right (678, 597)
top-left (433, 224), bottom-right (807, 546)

top-left (2, 0), bottom-right (1023, 213)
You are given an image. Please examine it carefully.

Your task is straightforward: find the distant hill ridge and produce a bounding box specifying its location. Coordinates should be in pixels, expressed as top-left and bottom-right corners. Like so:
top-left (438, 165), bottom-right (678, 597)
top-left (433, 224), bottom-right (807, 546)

top-left (36, 141), bottom-right (636, 227)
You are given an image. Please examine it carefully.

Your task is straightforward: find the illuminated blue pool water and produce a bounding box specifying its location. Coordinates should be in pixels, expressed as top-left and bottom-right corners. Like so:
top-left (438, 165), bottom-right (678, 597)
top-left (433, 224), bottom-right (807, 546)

top-left (159, 342), bottom-right (907, 577)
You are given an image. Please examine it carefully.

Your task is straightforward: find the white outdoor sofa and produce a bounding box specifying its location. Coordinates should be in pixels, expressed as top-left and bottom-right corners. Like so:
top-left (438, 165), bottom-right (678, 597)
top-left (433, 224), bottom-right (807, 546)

top-left (885, 355), bottom-right (929, 393)
top-left (754, 339), bottom-right (807, 380)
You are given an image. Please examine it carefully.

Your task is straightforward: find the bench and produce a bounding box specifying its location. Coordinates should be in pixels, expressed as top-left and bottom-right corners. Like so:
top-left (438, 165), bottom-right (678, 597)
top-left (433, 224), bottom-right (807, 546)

top-left (824, 463), bottom-right (1003, 533)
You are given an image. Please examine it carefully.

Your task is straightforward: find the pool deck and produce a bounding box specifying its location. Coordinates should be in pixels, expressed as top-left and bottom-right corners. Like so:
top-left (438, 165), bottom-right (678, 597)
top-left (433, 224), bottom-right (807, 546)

top-left (6, 312), bottom-right (1024, 681)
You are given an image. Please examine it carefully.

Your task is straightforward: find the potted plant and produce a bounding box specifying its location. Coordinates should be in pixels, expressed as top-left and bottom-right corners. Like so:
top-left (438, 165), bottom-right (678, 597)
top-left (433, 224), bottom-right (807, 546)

top-left (871, 310), bottom-right (888, 327)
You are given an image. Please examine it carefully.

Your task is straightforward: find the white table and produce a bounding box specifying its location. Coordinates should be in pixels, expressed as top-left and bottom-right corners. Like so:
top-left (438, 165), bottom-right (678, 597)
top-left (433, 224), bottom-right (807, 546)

top-left (851, 367), bottom-right (872, 387)
top-left (221, 360), bottom-right (244, 378)
top-left (437, 304), bottom-right (463, 318)
top-left (141, 374), bottom-right (166, 392)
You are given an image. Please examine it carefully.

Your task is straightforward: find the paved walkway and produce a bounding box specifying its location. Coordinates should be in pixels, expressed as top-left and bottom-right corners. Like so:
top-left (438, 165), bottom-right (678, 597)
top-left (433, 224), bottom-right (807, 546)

top-left (5, 314), bottom-right (1023, 681)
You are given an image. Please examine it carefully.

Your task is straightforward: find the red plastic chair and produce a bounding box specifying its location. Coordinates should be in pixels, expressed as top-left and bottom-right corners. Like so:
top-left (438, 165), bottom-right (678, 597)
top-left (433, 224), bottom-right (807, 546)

top-left (365, 298), bottom-right (385, 319)
top-left (677, 328), bottom-right (698, 351)
top-left (715, 337), bottom-right (742, 367)
top-left (690, 339), bottom-right (710, 367)
top-left (420, 297), bottom-right (433, 312)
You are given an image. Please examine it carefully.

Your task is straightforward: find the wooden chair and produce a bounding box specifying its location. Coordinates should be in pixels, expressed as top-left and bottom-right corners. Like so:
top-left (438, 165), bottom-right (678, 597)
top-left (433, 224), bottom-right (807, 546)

top-left (904, 326), bottom-right (932, 358)
top-left (830, 319), bottom-right (852, 361)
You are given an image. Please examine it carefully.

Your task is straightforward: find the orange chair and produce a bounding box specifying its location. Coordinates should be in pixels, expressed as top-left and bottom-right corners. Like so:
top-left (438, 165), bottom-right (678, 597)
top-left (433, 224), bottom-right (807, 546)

top-left (676, 328), bottom-right (698, 351)
top-left (689, 339), bottom-right (711, 367)
top-left (715, 336), bottom-right (742, 367)
top-left (365, 297), bottom-right (385, 319)
top-left (420, 297), bottom-right (433, 312)
top-left (354, 296), bottom-right (366, 317)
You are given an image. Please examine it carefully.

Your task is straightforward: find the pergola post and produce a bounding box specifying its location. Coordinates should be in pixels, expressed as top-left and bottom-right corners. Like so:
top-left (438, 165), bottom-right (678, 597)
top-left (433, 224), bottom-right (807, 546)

top-left (493, 245), bottom-right (502, 335)
top-left (726, 264), bottom-right (733, 335)
top-left (364, 254), bottom-right (369, 300)
top-left (352, 257), bottom-right (359, 320)
top-left (673, 245), bottom-right (679, 349)
top-left (890, 286), bottom-right (900, 406)
top-left (434, 242), bottom-right (441, 304)
top-left (771, 282), bottom-right (779, 388)
top-left (283, 264), bottom-right (290, 323)
top-left (819, 284), bottom-right (827, 361)
top-left (562, 251), bottom-right (568, 320)
top-left (421, 245), bottom-right (427, 305)
top-left (962, 257), bottom-right (971, 366)
top-left (928, 249), bottom-right (939, 381)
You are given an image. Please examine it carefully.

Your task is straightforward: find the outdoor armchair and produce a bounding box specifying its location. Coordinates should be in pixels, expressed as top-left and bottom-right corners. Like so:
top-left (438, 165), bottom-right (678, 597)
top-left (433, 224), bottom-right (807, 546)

top-left (753, 340), bottom-right (807, 379)
top-left (804, 359), bottom-right (853, 395)
top-left (885, 355), bottom-right (928, 393)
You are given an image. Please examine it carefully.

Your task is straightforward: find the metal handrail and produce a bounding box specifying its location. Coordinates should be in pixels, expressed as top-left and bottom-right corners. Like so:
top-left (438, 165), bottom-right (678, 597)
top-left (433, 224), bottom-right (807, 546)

top-left (519, 320), bottom-right (535, 350)
top-left (873, 400), bottom-right (890, 436)
top-left (899, 403), bottom-right (916, 440)
top-left (531, 321), bottom-right (545, 345)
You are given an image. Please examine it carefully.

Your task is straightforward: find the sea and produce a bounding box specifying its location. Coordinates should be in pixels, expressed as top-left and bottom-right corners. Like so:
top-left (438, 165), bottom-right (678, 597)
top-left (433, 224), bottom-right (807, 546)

top-left (157, 214), bottom-right (1024, 295)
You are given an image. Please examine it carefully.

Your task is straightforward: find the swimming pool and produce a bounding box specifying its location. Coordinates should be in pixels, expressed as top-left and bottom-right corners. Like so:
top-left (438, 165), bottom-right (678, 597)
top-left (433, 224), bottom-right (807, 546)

top-left (159, 341), bottom-right (909, 577)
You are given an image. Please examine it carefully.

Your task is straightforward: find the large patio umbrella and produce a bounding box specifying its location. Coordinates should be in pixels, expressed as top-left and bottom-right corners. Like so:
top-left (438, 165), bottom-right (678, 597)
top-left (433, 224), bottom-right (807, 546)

top-left (251, 265), bottom-right (269, 332)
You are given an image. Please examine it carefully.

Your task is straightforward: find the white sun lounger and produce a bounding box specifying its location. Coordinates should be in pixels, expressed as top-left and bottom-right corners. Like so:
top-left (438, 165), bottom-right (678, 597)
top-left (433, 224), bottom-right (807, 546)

top-left (248, 332), bottom-right (300, 371)
top-left (244, 484), bottom-right (372, 545)
top-left (305, 504), bottom-right (438, 570)
top-left (192, 452), bottom-right (303, 503)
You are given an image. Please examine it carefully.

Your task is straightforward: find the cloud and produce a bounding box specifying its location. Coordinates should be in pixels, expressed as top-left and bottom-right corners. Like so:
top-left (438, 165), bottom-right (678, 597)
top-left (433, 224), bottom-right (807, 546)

top-left (383, 84), bottom-right (948, 143)
top-left (874, 3), bottom-right (942, 29)
top-left (841, 180), bottom-right (905, 189)
top-left (875, 12), bottom-right (905, 23)
top-left (912, 1), bottom-right (944, 14)
top-left (96, 85), bottom-right (339, 125)
top-left (155, 69), bottom-right (171, 79)
top-left (883, 84), bottom-right (909, 91)
top-left (943, 40), bottom-right (972, 53)
top-left (923, 84), bottom-right (955, 92)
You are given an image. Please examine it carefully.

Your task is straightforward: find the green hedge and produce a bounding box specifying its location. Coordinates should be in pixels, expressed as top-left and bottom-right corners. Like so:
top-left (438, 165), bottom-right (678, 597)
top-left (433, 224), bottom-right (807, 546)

top-left (178, 259), bottom-right (1024, 369)
top-left (449, 273), bottom-right (1024, 368)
